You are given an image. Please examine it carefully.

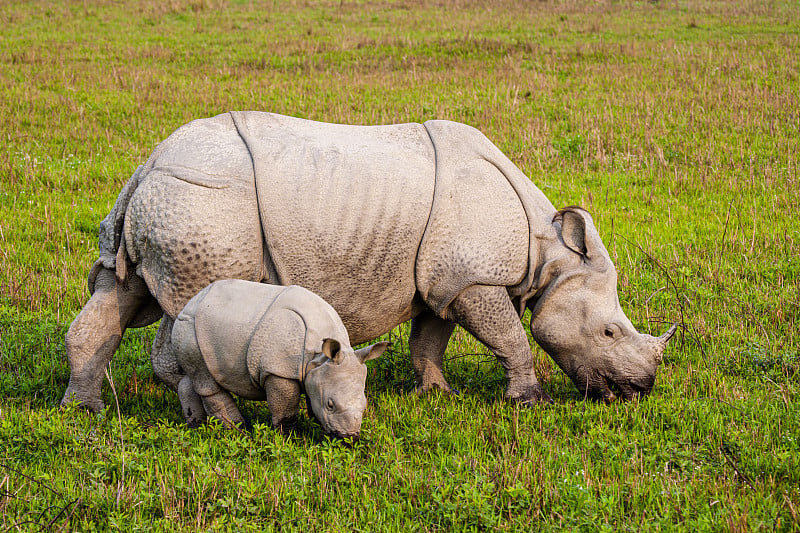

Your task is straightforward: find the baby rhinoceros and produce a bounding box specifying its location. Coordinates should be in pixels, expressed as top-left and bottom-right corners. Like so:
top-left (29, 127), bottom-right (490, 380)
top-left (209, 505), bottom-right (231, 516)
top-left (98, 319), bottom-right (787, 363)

top-left (171, 280), bottom-right (390, 439)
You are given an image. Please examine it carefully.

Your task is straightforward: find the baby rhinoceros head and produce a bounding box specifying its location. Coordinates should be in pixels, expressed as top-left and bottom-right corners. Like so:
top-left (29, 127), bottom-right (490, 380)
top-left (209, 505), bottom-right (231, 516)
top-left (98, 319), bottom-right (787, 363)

top-left (303, 339), bottom-right (390, 440)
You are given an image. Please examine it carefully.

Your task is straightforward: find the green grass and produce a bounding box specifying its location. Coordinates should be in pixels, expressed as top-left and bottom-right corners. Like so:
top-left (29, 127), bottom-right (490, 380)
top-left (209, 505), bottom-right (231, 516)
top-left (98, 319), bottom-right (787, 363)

top-left (1, 0), bottom-right (798, 530)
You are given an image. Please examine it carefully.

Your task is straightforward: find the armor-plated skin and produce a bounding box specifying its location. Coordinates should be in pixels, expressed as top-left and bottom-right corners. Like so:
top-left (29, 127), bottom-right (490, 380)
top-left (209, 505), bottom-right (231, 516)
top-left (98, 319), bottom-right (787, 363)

top-left (61, 112), bottom-right (677, 414)
top-left (171, 280), bottom-right (389, 437)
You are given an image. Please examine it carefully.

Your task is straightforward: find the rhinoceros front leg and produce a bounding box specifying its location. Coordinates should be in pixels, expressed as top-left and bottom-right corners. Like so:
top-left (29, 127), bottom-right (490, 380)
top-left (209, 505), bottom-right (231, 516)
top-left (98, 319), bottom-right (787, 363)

top-left (62, 268), bottom-right (158, 412)
top-left (409, 310), bottom-right (456, 394)
top-left (150, 315), bottom-right (183, 393)
top-left (449, 284), bottom-right (552, 405)
top-left (262, 375), bottom-right (301, 434)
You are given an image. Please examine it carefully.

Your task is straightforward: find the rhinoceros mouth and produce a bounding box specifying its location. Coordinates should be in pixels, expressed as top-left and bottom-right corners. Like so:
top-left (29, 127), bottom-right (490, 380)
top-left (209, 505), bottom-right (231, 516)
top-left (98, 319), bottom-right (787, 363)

top-left (591, 373), bottom-right (653, 402)
top-left (597, 376), bottom-right (617, 403)
top-left (604, 375), bottom-right (654, 401)
top-left (576, 367), bottom-right (615, 402)
top-left (308, 406), bottom-right (361, 442)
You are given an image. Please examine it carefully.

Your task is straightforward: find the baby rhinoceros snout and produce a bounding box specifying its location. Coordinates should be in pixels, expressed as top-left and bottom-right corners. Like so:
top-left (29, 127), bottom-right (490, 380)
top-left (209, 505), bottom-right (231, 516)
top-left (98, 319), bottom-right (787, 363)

top-left (330, 431), bottom-right (360, 443)
top-left (326, 411), bottom-right (363, 441)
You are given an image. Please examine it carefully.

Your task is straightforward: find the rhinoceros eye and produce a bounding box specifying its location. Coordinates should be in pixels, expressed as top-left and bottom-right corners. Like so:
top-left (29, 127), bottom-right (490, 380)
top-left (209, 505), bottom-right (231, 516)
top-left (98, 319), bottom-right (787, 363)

top-left (326, 399), bottom-right (335, 412)
top-left (604, 328), bottom-right (615, 338)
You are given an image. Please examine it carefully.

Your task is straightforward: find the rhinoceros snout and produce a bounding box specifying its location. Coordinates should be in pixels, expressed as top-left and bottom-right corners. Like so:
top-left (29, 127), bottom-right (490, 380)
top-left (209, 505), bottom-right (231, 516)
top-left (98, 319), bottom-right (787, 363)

top-left (592, 372), bottom-right (655, 403)
top-left (321, 410), bottom-right (364, 442)
top-left (616, 374), bottom-right (656, 401)
top-left (601, 324), bottom-right (676, 401)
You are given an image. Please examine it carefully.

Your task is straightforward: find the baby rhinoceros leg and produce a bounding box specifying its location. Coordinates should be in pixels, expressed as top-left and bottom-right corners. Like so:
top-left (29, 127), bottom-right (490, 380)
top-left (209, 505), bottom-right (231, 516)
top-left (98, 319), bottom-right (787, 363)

top-left (199, 388), bottom-right (246, 428)
top-left (171, 312), bottom-right (245, 428)
top-left (177, 376), bottom-right (206, 428)
top-left (179, 362), bottom-right (245, 428)
top-left (178, 365), bottom-right (244, 429)
top-left (262, 375), bottom-right (301, 435)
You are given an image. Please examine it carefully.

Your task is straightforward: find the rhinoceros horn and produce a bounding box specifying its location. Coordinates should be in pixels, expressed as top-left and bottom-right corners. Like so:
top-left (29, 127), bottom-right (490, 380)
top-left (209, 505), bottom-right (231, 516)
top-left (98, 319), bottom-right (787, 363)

top-left (653, 323), bottom-right (679, 364)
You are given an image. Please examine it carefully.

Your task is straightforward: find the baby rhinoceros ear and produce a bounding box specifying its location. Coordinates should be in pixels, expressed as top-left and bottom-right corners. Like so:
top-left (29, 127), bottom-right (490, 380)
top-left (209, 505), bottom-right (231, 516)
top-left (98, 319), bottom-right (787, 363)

top-left (321, 338), bottom-right (343, 364)
top-left (354, 341), bottom-right (391, 364)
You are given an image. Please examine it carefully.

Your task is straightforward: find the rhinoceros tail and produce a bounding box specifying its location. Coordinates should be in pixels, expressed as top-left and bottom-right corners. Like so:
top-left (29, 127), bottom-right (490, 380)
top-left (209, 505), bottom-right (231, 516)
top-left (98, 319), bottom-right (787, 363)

top-left (114, 232), bottom-right (130, 286)
top-left (89, 165), bottom-right (144, 295)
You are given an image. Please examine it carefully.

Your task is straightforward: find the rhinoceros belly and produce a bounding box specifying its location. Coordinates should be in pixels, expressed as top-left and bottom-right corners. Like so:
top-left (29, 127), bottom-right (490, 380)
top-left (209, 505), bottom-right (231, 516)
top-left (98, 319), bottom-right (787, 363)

top-left (231, 112), bottom-right (436, 344)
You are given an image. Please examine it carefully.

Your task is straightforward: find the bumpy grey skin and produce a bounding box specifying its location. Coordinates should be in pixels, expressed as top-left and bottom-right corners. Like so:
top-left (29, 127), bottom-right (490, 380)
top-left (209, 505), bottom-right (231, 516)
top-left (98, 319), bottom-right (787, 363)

top-left (171, 280), bottom-right (389, 438)
top-left (61, 112), bottom-right (677, 413)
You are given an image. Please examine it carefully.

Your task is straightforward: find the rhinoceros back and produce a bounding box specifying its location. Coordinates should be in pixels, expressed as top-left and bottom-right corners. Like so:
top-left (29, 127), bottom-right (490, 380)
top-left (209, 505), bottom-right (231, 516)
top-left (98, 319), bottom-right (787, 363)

top-left (231, 112), bottom-right (435, 344)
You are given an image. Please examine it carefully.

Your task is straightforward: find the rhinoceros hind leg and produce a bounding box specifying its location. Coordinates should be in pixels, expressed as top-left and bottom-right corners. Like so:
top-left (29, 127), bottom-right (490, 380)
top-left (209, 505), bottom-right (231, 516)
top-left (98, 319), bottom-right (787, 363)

top-left (448, 285), bottom-right (552, 405)
top-left (177, 376), bottom-right (207, 428)
top-left (409, 310), bottom-right (456, 394)
top-left (172, 314), bottom-right (244, 428)
top-left (150, 315), bottom-right (183, 392)
top-left (62, 268), bottom-right (160, 412)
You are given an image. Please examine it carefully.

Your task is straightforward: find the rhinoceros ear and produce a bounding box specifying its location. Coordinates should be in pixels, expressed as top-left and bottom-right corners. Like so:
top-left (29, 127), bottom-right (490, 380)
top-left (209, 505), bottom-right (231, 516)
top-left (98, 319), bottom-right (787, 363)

top-left (554, 206), bottom-right (607, 267)
top-left (555, 206), bottom-right (589, 256)
top-left (354, 341), bottom-right (391, 364)
top-left (321, 338), bottom-right (343, 364)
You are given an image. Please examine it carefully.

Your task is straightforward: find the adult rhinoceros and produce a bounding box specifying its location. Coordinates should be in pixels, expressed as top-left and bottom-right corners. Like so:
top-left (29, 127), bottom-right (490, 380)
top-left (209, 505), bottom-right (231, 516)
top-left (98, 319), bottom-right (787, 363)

top-left (61, 111), bottom-right (677, 412)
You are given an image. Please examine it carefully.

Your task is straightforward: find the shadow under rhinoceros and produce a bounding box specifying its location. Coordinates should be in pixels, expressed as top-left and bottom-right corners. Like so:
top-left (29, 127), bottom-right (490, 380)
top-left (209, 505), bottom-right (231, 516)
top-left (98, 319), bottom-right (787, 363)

top-left (363, 347), bottom-right (583, 405)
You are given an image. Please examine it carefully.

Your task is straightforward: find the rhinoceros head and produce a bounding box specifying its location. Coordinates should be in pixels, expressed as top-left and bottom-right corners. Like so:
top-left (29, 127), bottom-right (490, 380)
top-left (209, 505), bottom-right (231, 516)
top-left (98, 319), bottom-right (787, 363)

top-left (303, 340), bottom-right (390, 439)
top-left (528, 207), bottom-right (678, 401)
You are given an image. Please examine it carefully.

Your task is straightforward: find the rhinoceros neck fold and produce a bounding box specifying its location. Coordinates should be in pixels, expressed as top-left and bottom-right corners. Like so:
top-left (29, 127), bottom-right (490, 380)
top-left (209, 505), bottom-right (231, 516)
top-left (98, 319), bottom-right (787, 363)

top-left (475, 153), bottom-right (556, 317)
top-left (230, 111), bottom-right (282, 286)
top-left (524, 238), bottom-right (586, 324)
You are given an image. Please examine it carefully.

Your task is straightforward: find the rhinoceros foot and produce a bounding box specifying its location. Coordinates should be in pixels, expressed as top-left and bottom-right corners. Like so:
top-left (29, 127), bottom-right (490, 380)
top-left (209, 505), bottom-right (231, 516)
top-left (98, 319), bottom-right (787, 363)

top-left (415, 380), bottom-right (457, 396)
top-left (508, 383), bottom-right (553, 406)
top-left (273, 415), bottom-right (298, 436)
top-left (61, 384), bottom-right (105, 413)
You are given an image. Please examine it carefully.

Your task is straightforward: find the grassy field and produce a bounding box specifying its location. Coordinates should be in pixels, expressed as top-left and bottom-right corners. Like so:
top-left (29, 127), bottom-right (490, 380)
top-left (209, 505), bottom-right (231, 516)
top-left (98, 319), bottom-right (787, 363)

top-left (1, 0), bottom-right (798, 530)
